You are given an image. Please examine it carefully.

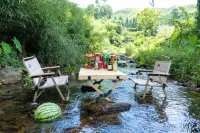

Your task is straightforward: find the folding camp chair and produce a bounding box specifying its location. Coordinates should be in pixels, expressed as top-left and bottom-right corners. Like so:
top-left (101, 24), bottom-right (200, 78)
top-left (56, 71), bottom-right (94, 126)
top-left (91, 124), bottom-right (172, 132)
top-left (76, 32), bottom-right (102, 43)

top-left (23, 56), bottom-right (70, 103)
top-left (129, 56), bottom-right (171, 99)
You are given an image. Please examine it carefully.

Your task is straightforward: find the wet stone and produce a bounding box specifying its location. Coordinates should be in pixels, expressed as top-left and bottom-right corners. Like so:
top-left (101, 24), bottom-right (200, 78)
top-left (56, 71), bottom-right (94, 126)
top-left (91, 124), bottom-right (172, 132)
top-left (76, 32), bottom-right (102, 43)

top-left (82, 102), bottom-right (131, 116)
top-left (176, 82), bottom-right (191, 87)
top-left (0, 68), bottom-right (22, 84)
top-left (22, 125), bottom-right (41, 133)
top-left (195, 88), bottom-right (200, 93)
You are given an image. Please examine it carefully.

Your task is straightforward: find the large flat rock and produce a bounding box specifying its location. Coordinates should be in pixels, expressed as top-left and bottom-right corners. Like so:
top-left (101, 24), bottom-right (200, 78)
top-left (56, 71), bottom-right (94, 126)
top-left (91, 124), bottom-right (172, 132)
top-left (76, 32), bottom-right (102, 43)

top-left (0, 68), bottom-right (22, 84)
top-left (82, 102), bottom-right (131, 116)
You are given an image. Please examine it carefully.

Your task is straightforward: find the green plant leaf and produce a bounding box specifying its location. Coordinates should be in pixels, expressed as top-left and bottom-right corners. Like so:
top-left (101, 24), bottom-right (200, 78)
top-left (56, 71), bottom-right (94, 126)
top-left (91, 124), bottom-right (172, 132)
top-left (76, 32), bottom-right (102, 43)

top-left (12, 37), bottom-right (22, 53)
top-left (188, 46), bottom-right (196, 53)
top-left (0, 48), bottom-right (2, 55)
top-left (191, 35), bottom-right (198, 43)
top-left (1, 42), bottom-right (11, 54)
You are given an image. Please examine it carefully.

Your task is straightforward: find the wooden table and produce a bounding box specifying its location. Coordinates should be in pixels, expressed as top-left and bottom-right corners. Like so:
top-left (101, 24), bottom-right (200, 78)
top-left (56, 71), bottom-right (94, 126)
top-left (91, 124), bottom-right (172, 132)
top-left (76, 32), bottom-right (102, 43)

top-left (78, 68), bottom-right (128, 102)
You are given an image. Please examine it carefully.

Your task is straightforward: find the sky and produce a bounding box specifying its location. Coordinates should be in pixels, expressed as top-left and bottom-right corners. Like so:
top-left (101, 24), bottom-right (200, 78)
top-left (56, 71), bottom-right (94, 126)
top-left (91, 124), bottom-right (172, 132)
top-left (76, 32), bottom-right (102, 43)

top-left (70, 0), bottom-right (197, 12)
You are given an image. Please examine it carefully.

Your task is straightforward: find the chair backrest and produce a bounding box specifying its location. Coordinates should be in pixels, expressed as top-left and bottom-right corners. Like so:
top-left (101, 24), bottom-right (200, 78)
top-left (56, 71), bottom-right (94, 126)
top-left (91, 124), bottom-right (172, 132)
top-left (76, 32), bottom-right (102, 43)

top-left (152, 56), bottom-right (171, 84)
top-left (23, 56), bottom-right (44, 85)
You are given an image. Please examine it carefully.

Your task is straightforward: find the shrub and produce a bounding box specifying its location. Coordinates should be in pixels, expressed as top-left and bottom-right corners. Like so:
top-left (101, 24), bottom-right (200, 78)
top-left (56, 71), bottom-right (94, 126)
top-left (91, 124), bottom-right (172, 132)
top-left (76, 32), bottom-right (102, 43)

top-left (0, 0), bottom-right (92, 69)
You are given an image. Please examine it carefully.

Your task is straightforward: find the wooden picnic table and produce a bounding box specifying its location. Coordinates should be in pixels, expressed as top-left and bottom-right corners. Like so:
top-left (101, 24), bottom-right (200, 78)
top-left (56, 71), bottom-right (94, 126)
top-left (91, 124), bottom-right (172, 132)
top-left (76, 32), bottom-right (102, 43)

top-left (78, 68), bottom-right (128, 102)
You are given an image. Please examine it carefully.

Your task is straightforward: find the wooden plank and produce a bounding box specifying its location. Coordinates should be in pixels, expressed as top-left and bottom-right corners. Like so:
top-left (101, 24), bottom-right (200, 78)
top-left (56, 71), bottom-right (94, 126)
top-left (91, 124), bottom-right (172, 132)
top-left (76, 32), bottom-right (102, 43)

top-left (78, 68), bottom-right (128, 80)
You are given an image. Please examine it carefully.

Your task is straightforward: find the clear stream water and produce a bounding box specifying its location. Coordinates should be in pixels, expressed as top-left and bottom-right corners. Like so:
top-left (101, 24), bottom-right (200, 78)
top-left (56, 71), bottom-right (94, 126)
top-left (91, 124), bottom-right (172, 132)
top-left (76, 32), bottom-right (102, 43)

top-left (0, 67), bottom-right (200, 133)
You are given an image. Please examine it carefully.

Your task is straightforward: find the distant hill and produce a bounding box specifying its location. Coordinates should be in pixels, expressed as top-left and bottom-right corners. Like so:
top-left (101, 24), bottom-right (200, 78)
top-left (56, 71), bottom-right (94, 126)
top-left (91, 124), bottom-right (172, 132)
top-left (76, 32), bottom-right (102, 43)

top-left (112, 4), bottom-right (196, 23)
top-left (112, 8), bottom-right (141, 21)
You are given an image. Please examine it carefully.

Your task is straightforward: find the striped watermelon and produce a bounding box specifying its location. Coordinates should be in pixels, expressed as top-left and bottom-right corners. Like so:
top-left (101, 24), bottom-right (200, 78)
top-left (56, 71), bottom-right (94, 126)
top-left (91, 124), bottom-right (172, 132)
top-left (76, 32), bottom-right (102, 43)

top-left (34, 102), bottom-right (62, 123)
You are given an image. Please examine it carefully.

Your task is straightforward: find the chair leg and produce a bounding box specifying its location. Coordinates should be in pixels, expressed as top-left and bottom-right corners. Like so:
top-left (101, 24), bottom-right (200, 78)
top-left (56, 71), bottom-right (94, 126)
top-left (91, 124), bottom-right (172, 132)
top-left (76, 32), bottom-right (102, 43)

top-left (143, 85), bottom-right (148, 99)
top-left (51, 78), bottom-right (66, 101)
top-left (134, 83), bottom-right (137, 90)
top-left (55, 84), bottom-right (66, 101)
top-left (162, 85), bottom-right (167, 98)
top-left (66, 85), bottom-right (70, 101)
top-left (143, 77), bottom-right (150, 99)
top-left (33, 90), bottom-right (38, 103)
top-left (33, 89), bottom-right (44, 103)
top-left (149, 86), bottom-right (153, 94)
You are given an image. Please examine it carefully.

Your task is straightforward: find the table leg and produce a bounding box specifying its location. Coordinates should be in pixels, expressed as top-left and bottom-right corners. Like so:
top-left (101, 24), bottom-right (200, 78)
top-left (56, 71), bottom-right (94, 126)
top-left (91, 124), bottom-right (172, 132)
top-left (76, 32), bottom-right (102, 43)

top-left (93, 79), bottom-right (103, 85)
top-left (86, 80), bottom-right (111, 102)
top-left (104, 79), bottom-right (122, 99)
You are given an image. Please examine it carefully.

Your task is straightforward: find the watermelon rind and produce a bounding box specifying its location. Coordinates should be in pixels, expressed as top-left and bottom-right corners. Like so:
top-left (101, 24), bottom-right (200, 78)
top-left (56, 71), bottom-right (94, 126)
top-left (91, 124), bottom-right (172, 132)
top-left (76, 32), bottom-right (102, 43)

top-left (34, 102), bottom-right (62, 123)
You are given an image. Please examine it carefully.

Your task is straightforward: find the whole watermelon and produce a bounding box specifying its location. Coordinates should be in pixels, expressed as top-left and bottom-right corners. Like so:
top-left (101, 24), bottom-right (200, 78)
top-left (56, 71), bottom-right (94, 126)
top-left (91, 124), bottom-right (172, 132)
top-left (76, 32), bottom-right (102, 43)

top-left (34, 102), bottom-right (62, 123)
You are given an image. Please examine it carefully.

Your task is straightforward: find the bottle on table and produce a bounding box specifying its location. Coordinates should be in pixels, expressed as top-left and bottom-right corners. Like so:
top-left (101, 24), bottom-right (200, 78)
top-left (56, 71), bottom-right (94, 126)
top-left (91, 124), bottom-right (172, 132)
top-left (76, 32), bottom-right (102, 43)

top-left (98, 61), bottom-right (103, 69)
top-left (95, 61), bottom-right (98, 70)
top-left (95, 53), bottom-right (101, 62)
top-left (90, 58), bottom-right (95, 68)
top-left (107, 59), bottom-right (113, 71)
top-left (113, 60), bottom-right (118, 72)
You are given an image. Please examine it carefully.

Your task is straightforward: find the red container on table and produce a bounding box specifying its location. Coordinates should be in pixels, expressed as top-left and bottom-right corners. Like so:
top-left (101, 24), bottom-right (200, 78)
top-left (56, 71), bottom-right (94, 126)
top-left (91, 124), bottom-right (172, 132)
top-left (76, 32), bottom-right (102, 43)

top-left (100, 55), bottom-right (103, 61)
top-left (95, 53), bottom-right (101, 62)
top-left (98, 61), bottom-right (103, 69)
top-left (103, 62), bottom-right (107, 69)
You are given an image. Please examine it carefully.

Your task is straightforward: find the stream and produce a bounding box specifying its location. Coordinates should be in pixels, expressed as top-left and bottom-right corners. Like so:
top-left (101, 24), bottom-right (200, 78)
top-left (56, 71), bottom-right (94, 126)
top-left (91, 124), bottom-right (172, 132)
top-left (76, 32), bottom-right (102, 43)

top-left (0, 67), bottom-right (200, 133)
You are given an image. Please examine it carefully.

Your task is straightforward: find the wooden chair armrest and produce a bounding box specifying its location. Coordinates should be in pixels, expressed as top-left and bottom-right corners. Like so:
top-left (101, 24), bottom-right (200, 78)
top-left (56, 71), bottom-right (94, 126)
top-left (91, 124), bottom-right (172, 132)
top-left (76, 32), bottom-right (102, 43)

top-left (148, 73), bottom-right (169, 77)
top-left (29, 72), bottom-right (55, 78)
top-left (42, 66), bottom-right (60, 70)
top-left (136, 69), bottom-right (153, 79)
top-left (23, 55), bottom-right (35, 61)
top-left (137, 69), bottom-right (153, 73)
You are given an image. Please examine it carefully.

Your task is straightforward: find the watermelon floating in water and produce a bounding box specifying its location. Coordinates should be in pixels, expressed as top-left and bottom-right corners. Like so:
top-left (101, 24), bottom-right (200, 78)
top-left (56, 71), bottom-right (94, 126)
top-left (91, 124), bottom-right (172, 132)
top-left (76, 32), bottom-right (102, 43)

top-left (34, 102), bottom-right (62, 123)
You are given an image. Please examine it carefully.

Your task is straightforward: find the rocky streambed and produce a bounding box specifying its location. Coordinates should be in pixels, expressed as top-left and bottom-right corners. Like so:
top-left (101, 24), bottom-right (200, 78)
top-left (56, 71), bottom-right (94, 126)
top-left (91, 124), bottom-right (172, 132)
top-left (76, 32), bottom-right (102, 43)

top-left (0, 67), bottom-right (200, 133)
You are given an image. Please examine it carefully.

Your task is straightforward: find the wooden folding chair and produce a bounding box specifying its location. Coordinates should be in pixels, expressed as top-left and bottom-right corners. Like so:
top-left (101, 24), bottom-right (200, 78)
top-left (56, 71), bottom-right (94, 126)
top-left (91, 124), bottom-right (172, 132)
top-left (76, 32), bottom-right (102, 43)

top-left (129, 56), bottom-right (172, 99)
top-left (22, 56), bottom-right (70, 103)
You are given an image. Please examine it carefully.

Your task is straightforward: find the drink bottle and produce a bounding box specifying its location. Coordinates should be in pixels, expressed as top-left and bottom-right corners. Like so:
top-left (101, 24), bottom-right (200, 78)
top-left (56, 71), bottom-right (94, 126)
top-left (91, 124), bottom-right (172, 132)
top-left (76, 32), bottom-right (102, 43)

top-left (107, 59), bottom-right (113, 71)
top-left (113, 60), bottom-right (117, 72)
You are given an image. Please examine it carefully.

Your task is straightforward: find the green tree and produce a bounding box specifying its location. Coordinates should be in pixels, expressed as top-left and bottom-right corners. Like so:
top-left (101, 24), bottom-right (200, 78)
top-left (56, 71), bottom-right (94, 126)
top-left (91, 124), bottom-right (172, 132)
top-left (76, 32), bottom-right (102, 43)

top-left (197, 0), bottom-right (200, 31)
top-left (136, 8), bottom-right (161, 36)
top-left (86, 4), bottom-right (95, 16)
top-left (125, 17), bottom-right (129, 27)
top-left (99, 4), bottom-right (113, 19)
top-left (132, 17), bottom-right (137, 28)
top-left (0, 0), bottom-right (92, 67)
top-left (93, 4), bottom-right (113, 19)
top-left (171, 8), bottom-right (180, 19)
top-left (119, 16), bottom-right (124, 26)
top-left (116, 25), bottom-right (123, 35)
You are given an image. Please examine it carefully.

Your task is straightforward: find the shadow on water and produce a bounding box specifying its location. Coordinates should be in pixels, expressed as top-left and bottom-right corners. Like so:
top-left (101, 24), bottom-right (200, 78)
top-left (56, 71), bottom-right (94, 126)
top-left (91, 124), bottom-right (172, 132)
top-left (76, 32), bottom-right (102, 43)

top-left (0, 67), bottom-right (200, 133)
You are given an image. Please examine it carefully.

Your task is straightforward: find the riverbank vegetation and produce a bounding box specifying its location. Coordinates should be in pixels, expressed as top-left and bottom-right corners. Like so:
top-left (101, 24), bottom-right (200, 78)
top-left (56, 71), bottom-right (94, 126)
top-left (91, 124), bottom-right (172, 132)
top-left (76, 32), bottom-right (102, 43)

top-left (0, 0), bottom-right (200, 86)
